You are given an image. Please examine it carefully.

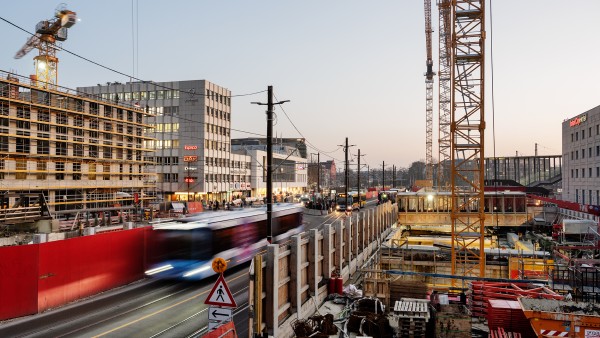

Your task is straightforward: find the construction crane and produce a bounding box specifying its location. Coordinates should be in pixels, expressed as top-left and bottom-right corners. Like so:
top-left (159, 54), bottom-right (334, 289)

top-left (450, 0), bottom-right (486, 283)
top-left (423, 0), bottom-right (435, 184)
top-left (14, 4), bottom-right (77, 89)
top-left (437, 0), bottom-right (452, 189)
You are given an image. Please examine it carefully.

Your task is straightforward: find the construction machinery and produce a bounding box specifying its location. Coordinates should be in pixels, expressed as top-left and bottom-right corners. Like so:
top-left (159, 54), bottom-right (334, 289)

top-left (423, 0), bottom-right (435, 183)
top-left (437, 0), bottom-right (452, 189)
top-left (450, 0), bottom-right (486, 282)
top-left (14, 4), bottom-right (77, 89)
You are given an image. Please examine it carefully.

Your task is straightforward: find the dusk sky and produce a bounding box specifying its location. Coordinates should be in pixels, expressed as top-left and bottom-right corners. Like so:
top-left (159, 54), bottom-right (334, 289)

top-left (2, 1), bottom-right (599, 169)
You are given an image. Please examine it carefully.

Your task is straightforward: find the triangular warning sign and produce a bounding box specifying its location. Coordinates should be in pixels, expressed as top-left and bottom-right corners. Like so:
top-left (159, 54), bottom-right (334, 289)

top-left (205, 274), bottom-right (237, 307)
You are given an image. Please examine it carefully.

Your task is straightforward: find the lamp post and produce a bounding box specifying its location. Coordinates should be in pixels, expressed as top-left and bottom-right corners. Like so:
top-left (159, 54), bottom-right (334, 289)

top-left (311, 152), bottom-right (320, 195)
top-left (251, 86), bottom-right (289, 244)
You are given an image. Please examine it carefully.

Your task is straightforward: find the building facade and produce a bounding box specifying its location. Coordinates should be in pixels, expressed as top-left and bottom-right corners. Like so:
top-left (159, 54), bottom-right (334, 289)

top-left (0, 71), bottom-right (153, 226)
top-left (562, 106), bottom-right (600, 205)
top-left (78, 80), bottom-right (252, 204)
top-left (231, 142), bottom-right (308, 200)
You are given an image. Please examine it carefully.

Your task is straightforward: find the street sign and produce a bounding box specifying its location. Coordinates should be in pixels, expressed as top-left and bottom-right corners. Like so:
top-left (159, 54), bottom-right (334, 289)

top-left (208, 306), bottom-right (232, 321)
top-left (212, 257), bottom-right (227, 273)
top-left (205, 274), bottom-right (237, 307)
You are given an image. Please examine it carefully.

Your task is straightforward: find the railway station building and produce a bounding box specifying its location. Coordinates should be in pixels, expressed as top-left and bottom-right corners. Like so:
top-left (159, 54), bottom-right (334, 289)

top-left (562, 105), bottom-right (600, 205)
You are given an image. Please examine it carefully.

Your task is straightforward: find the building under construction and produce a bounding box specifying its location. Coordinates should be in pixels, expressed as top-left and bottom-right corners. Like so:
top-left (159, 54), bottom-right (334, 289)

top-left (0, 70), bottom-right (155, 232)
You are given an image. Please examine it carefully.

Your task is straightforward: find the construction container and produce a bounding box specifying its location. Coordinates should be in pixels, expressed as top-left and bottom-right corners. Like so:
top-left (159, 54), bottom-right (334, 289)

top-left (519, 297), bottom-right (600, 337)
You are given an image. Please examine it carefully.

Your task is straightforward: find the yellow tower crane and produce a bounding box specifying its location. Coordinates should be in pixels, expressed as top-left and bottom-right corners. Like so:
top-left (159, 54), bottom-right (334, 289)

top-left (14, 4), bottom-right (77, 89)
top-left (450, 0), bottom-right (486, 283)
top-left (423, 0), bottom-right (435, 184)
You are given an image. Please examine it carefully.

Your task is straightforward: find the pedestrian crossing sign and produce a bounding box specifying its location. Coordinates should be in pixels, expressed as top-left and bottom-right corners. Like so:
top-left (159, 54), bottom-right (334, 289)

top-left (205, 274), bottom-right (237, 307)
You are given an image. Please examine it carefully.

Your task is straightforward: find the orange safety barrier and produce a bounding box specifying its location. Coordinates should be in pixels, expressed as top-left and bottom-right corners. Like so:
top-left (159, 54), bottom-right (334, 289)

top-left (202, 321), bottom-right (237, 338)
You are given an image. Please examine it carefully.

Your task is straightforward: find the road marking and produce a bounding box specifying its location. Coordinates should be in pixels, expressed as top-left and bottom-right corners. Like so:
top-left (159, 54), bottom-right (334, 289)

top-left (92, 274), bottom-right (244, 337)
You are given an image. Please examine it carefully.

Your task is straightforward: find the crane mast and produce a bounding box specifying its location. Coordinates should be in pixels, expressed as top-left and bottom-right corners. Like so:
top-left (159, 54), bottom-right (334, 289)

top-left (437, 0), bottom-right (452, 189)
top-left (14, 4), bottom-right (77, 89)
top-left (450, 0), bottom-right (486, 283)
top-left (424, 0), bottom-right (435, 183)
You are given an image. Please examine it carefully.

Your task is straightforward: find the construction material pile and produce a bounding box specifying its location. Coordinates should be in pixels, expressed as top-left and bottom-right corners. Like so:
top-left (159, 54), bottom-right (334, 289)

top-left (470, 281), bottom-right (563, 318)
top-left (391, 298), bottom-right (430, 338)
top-left (291, 314), bottom-right (337, 338)
top-left (346, 298), bottom-right (393, 338)
top-left (486, 300), bottom-right (536, 338)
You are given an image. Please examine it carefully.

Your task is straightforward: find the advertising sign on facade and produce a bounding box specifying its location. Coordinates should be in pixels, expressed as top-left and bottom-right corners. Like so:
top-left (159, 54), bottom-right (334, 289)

top-left (183, 156), bottom-right (198, 162)
top-left (184, 145), bottom-right (198, 150)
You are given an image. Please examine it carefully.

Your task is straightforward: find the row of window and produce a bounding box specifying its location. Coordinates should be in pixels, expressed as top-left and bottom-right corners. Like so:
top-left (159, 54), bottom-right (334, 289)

top-left (1, 137), bottom-right (143, 161)
top-left (207, 107), bottom-right (230, 121)
top-left (148, 106), bottom-right (179, 116)
top-left (570, 146), bottom-right (600, 160)
top-left (100, 90), bottom-right (180, 102)
top-left (1, 159), bottom-right (144, 181)
top-left (205, 139), bottom-right (229, 152)
top-left (574, 189), bottom-right (600, 205)
top-left (6, 103), bottom-right (143, 124)
top-left (206, 123), bottom-right (229, 136)
top-left (571, 124), bottom-right (600, 141)
top-left (570, 167), bottom-right (600, 178)
top-left (2, 117), bottom-right (144, 137)
top-left (150, 123), bottom-right (180, 133)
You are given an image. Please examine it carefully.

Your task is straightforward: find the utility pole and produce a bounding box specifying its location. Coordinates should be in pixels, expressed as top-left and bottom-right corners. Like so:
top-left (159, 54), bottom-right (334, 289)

top-left (251, 86), bottom-right (288, 244)
top-left (338, 138), bottom-right (355, 207)
top-left (357, 149), bottom-right (366, 202)
top-left (382, 161), bottom-right (386, 190)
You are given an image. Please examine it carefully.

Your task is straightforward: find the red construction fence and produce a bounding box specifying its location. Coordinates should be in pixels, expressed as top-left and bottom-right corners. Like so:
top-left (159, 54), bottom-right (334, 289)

top-left (0, 227), bottom-right (152, 320)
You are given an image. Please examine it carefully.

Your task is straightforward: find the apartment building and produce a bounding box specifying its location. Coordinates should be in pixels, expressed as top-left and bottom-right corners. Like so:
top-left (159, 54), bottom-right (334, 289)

top-left (0, 71), bottom-right (153, 228)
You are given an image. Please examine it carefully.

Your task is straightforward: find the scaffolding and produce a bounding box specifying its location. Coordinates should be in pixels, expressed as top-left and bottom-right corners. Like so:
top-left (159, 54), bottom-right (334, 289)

top-left (0, 70), bottom-right (156, 231)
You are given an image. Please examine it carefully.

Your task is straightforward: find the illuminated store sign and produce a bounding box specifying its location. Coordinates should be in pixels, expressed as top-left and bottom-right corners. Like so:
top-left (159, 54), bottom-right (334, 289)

top-left (184, 145), bottom-right (198, 150)
top-left (570, 115), bottom-right (587, 127)
top-left (183, 156), bottom-right (198, 162)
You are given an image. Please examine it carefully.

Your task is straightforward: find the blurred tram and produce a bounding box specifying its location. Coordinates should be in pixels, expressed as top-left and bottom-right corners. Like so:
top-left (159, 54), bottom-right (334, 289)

top-left (145, 203), bottom-right (303, 280)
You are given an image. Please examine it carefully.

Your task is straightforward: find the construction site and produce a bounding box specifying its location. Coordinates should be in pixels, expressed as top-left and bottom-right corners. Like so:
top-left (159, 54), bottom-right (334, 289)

top-left (1, 1), bottom-right (600, 338)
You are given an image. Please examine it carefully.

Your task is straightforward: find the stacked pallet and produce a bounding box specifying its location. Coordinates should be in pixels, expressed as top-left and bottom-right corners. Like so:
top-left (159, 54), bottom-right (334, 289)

top-left (392, 298), bottom-right (430, 338)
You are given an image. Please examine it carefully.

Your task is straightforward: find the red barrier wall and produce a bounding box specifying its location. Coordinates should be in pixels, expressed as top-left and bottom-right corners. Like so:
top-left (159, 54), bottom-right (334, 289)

top-left (37, 228), bottom-right (147, 312)
top-left (0, 244), bottom-right (39, 320)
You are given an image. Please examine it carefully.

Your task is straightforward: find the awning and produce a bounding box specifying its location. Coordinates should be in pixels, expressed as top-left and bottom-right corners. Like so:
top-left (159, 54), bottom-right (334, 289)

top-left (171, 202), bottom-right (185, 212)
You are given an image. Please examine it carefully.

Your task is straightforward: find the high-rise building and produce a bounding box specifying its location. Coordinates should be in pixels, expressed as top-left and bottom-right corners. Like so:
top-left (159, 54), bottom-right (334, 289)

top-left (0, 71), bottom-right (153, 230)
top-left (562, 106), bottom-right (600, 205)
top-left (78, 80), bottom-right (252, 204)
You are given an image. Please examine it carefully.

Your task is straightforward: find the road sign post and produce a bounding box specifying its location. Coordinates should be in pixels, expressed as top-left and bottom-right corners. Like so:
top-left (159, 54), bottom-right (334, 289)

top-left (205, 258), bottom-right (237, 333)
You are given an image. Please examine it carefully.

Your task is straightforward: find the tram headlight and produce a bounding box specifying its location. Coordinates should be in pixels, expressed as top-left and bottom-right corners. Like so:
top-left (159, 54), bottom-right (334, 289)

top-left (145, 264), bottom-right (173, 275)
top-left (183, 265), bottom-right (211, 278)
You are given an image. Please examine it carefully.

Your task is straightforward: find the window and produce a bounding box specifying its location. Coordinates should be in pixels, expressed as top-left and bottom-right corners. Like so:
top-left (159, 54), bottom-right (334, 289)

top-left (576, 132), bottom-right (579, 141)
top-left (0, 159), bottom-right (4, 179)
top-left (103, 164), bottom-right (110, 180)
top-left (571, 169), bottom-right (574, 178)
top-left (73, 163), bottom-right (81, 180)
top-left (571, 151), bottom-right (574, 161)
top-left (37, 140), bottom-right (49, 154)
top-left (582, 130), bottom-right (585, 139)
top-left (36, 161), bottom-right (47, 180)
top-left (16, 138), bottom-right (30, 153)
top-left (56, 113), bottom-right (68, 125)
top-left (590, 148), bottom-right (593, 158)
top-left (89, 145), bottom-right (98, 158)
top-left (74, 144), bottom-right (83, 157)
top-left (576, 150), bottom-right (579, 160)
top-left (597, 167), bottom-right (599, 178)
top-left (576, 169), bottom-right (579, 178)
top-left (597, 146), bottom-right (599, 157)
top-left (103, 146), bottom-right (112, 159)
top-left (582, 168), bottom-right (585, 178)
top-left (56, 142), bottom-right (67, 156)
top-left (590, 168), bottom-right (593, 178)
top-left (582, 149), bottom-right (585, 159)
top-left (589, 127), bottom-right (592, 138)
top-left (0, 136), bottom-right (7, 151)
top-left (55, 162), bottom-right (65, 180)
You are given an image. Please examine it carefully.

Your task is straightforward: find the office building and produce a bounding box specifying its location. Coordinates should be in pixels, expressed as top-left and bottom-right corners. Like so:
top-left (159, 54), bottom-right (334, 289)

top-left (79, 80), bottom-right (252, 205)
